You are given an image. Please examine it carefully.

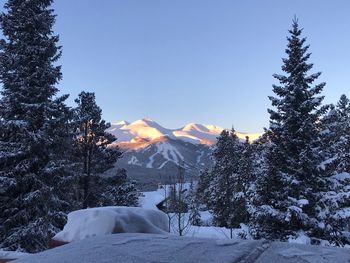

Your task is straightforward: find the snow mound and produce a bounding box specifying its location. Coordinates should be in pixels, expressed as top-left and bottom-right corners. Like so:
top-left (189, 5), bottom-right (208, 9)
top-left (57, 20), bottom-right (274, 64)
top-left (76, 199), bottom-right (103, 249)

top-left (0, 250), bottom-right (27, 260)
top-left (53, 206), bottom-right (169, 243)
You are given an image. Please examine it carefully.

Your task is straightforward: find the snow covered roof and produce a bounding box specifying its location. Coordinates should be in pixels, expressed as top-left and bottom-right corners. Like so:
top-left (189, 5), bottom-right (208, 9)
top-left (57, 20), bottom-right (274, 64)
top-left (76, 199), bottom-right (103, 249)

top-left (14, 233), bottom-right (350, 263)
top-left (53, 206), bottom-right (169, 243)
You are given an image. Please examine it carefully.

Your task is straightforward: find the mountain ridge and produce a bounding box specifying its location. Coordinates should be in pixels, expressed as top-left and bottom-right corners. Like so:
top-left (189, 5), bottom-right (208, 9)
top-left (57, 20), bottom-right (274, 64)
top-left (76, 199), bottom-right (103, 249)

top-left (106, 119), bottom-right (261, 190)
top-left (108, 118), bottom-right (261, 145)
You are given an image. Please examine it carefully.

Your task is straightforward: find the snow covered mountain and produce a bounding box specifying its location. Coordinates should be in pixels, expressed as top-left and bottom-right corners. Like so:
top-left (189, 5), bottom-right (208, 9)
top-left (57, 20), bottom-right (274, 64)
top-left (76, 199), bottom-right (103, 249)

top-left (108, 118), bottom-right (260, 145)
top-left (106, 119), bottom-right (261, 188)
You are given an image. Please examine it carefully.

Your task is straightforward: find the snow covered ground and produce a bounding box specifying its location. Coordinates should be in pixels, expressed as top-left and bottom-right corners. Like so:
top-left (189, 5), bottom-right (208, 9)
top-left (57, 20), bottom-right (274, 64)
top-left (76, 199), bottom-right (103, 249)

top-left (0, 250), bottom-right (27, 261)
top-left (140, 188), bottom-right (251, 240)
top-left (14, 233), bottom-right (350, 263)
top-left (4, 189), bottom-right (350, 262)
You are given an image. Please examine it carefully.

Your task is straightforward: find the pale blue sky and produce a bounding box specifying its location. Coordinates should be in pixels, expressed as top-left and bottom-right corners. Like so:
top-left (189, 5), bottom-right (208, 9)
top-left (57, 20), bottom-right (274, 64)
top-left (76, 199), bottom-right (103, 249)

top-left (1, 1), bottom-right (350, 132)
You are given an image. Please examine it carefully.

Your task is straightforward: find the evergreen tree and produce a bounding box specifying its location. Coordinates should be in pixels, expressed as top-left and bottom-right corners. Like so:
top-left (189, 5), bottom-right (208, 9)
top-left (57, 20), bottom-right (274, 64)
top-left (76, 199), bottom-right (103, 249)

top-left (96, 169), bottom-right (139, 207)
top-left (319, 95), bottom-right (350, 174)
top-left (0, 0), bottom-right (71, 252)
top-left (319, 104), bottom-right (339, 175)
top-left (208, 129), bottom-right (248, 229)
top-left (333, 95), bottom-right (350, 173)
top-left (251, 19), bottom-right (328, 242)
top-left (239, 137), bottom-right (254, 192)
top-left (73, 91), bottom-right (122, 208)
top-left (195, 168), bottom-right (212, 208)
top-left (188, 181), bottom-right (202, 226)
top-left (318, 94), bottom-right (350, 245)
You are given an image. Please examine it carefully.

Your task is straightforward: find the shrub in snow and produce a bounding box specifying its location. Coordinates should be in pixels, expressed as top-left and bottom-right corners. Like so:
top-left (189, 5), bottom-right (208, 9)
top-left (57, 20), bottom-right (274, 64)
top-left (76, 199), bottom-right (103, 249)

top-left (53, 207), bottom-right (169, 243)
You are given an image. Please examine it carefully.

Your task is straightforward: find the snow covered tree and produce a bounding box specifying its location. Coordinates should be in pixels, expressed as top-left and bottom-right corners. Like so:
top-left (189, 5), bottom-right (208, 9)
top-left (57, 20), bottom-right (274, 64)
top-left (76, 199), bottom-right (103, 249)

top-left (320, 95), bottom-right (350, 175)
top-left (332, 95), bottom-right (350, 173)
top-left (251, 19), bottom-right (328, 242)
top-left (73, 91), bottom-right (122, 208)
top-left (208, 129), bottom-right (249, 230)
top-left (239, 137), bottom-right (254, 190)
top-left (95, 169), bottom-right (139, 207)
top-left (188, 181), bottom-right (202, 226)
top-left (317, 94), bottom-right (350, 245)
top-left (0, 0), bottom-right (71, 252)
top-left (196, 168), bottom-right (212, 208)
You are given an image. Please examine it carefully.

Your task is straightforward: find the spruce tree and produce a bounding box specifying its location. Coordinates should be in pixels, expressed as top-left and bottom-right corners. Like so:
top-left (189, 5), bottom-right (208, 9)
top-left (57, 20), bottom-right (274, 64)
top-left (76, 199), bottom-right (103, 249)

top-left (334, 95), bottom-right (350, 173)
top-left (196, 168), bottom-right (212, 208)
top-left (319, 95), bottom-right (350, 175)
top-left (0, 0), bottom-right (70, 252)
top-left (318, 95), bottom-right (350, 245)
top-left (208, 129), bottom-right (247, 229)
top-left (73, 91), bottom-right (122, 208)
top-left (95, 169), bottom-right (139, 207)
top-left (188, 181), bottom-right (202, 226)
top-left (252, 19), bottom-right (328, 241)
top-left (239, 137), bottom-right (254, 192)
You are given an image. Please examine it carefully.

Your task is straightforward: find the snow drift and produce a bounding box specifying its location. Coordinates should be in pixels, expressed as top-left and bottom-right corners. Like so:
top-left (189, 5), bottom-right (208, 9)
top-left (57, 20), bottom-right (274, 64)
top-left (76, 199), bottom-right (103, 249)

top-left (53, 206), bottom-right (169, 243)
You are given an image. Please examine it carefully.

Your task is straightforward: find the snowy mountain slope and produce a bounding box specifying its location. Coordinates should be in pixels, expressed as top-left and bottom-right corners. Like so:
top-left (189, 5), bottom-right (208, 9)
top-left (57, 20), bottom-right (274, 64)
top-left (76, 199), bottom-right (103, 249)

top-left (108, 118), bottom-right (261, 145)
top-left (106, 119), bottom-right (261, 188)
top-left (115, 136), bottom-right (213, 180)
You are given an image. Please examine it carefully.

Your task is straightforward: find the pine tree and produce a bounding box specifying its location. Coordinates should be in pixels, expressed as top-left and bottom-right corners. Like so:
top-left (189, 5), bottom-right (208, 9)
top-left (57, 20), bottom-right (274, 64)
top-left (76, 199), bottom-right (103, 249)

top-left (188, 181), bottom-right (202, 226)
top-left (334, 95), bottom-right (350, 173)
top-left (97, 169), bottom-right (139, 207)
top-left (251, 19), bottom-right (328, 242)
top-left (0, 0), bottom-right (71, 252)
top-left (319, 95), bottom-right (350, 176)
top-left (196, 168), bottom-right (212, 208)
top-left (318, 94), bottom-right (350, 245)
top-left (208, 129), bottom-right (248, 229)
top-left (73, 91), bottom-right (122, 208)
top-left (239, 137), bottom-right (254, 192)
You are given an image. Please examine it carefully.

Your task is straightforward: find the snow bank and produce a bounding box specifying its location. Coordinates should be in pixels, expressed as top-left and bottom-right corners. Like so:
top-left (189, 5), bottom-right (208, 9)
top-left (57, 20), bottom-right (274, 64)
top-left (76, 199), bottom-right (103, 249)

top-left (288, 232), bottom-right (311, 245)
top-left (15, 233), bottom-right (350, 263)
top-left (0, 250), bottom-right (27, 260)
top-left (53, 206), bottom-right (169, 243)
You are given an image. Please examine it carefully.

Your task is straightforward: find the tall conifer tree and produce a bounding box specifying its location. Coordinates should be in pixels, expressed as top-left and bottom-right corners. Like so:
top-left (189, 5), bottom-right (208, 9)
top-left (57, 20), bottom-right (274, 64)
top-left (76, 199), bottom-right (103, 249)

top-left (73, 91), bottom-right (122, 208)
top-left (252, 19), bottom-right (328, 241)
top-left (0, 0), bottom-right (70, 252)
top-left (208, 129), bottom-right (246, 229)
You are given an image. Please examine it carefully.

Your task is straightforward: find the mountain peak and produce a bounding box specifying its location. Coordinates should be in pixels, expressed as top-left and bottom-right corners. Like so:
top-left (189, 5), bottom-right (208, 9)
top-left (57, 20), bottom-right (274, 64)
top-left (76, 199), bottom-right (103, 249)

top-left (130, 118), bottom-right (162, 127)
top-left (107, 118), bottom-right (261, 144)
top-left (182, 123), bottom-right (209, 132)
top-left (112, 120), bottom-right (129, 126)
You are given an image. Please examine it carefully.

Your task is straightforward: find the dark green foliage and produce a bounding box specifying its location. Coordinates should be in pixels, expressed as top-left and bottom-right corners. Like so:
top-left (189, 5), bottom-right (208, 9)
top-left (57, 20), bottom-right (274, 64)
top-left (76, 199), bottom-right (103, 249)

top-left (86, 169), bottom-right (139, 207)
top-left (0, 0), bottom-right (71, 252)
top-left (317, 94), bottom-right (350, 245)
top-left (208, 129), bottom-right (251, 229)
top-left (251, 19), bottom-right (328, 241)
top-left (188, 182), bottom-right (202, 226)
top-left (196, 168), bottom-right (212, 208)
top-left (73, 92), bottom-right (122, 208)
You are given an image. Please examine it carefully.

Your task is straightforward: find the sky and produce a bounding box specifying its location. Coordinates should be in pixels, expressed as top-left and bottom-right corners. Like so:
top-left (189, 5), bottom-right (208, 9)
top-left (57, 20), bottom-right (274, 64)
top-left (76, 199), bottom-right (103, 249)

top-left (1, 1), bottom-right (350, 132)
